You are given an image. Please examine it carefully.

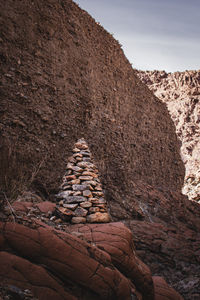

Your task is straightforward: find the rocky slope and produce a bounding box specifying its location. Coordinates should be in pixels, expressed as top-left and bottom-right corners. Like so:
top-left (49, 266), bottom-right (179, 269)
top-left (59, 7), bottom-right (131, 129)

top-left (136, 70), bottom-right (200, 202)
top-left (0, 0), bottom-right (200, 299)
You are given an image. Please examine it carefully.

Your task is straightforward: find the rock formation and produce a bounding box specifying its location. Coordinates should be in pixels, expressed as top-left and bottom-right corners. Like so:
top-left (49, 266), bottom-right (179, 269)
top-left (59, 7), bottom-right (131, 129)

top-left (55, 138), bottom-right (110, 224)
top-left (0, 0), bottom-right (200, 299)
top-left (136, 70), bottom-right (200, 202)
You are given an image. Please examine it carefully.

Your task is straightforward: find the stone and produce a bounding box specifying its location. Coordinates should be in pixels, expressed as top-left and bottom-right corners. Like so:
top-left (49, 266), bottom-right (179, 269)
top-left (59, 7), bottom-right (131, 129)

top-left (84, 180), bottom-right (98, 186)
top-left (86, 212), bottom-right (110, 223)
top-left (70, 179), bottom-right (81, 185)
top-left (73, 153), bottom-right (83, 158)
top-left (71, 217), bottom-right (86, 224)
top-left (72, 184), bottom-right (90, 191)
top-left (63, 203), bottom-right (78, 210)
top-left (35, 202), bottom-right (56, 214)
top-left (82, 171), bottom-right (98, 178)
top-left (75, 142), bottom-right (88, 150)
top-left (66, 163), bottom-right (74, 169)
top-left (71, 166), bottom-right (83, 172)
top-left (94, 204), bottom-right (106, 209)
top-left (82, 157), bottom-right (91, 162)
top-left (73, 191), bottom-right (81, 196)
top-left (74, 207), bottom-right (88, 217)
top-left (73, 148), bottom-right (80, 153)
top-left (56, 191), bottom-right (72, 199)
top-left (66, 175), bottom-right (76, 181)
top-left (63, 196), bottom-right (86, 203)
top-left (56, 207), bottom-right (74, 221)
top-left (79, 150), bottom-right (91, 156)
top-left (92, 191), bottom-right (104, 197)
top-left (79, 176), bottom-right (93, 181)
top-left (77, 162), bottom-right (93, 169)
top-left (80, 202), bottom-right (92, 208)
top-left (89, 207), bottom-right (100, 213)
top-left (82, 190), bottom-right (92, 197)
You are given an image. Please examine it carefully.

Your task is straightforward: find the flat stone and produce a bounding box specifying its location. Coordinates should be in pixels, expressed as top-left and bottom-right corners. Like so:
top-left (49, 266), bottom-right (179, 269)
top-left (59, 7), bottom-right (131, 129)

top-left (82, 171), bottom-right (98, 178)
top-left (66, 175), bottom-right (76, 181)
top-left (75, 142), bottom-right (88, 150)
top-left (95, 185), bottom-right (103, 191)
top-left (71, 216), bottom-right (86, 224)
top-left (64, 196), bottom-right (86, 203)
top-left (83, 190), bottom-right (92, 197)
top-left (77, 162), bottom-right (93, 168)
top-left (63, 203), bottom-right (78, 210)
top-left (89, 207), bottom-right (100, 213)
top-left (93, 197), bottom-right (106, 204)
top-left (73, 148), bottom-right (80, 153)
top-left (73, 191), bottom-right (81, 196)
top-left (75, 157), bottom-right (83, 162)
top-left (74, 207), bottom-right (88, 217)
top-left (94, 204), bottom-right (106, 209)
top-left (84, 180), bottom-right (98, 186)
top-left (56, 191), bottom-right (72, 199)
top-left (79, 150), bottom-right (91, 156)
top-left (86, 212), bottom-right (110, 223)
top-left (66, 163), bottom-right (74, 169)
top-left (62, 185), bottom-right (71, 190)
top-left (82, 157), bottom-right (91, 162)
top-left (71, 166), bottom-right (83, 172)
top-left (92, 191), bottom-right (104, 197)
top-left (70, 179), bottom-right (81, 185)
top-left (79, 176), bottom-right (93, 181)
top-left (80, 202), bottom-right (92, 208)
top-left (73, 153), bottom-right (83, 158)
top-left (72, 184), bottom-right (90, 191)
top-left (35, 202), bottom-right (56, 214)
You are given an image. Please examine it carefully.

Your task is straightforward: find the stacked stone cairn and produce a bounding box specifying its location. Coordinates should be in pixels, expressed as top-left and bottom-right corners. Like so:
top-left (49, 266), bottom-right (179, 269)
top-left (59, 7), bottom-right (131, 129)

top-left (55, 138), bottom-right (111, 224)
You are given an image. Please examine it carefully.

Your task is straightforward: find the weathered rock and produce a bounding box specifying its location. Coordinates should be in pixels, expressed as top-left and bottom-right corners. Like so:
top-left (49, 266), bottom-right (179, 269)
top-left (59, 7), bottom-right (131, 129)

top-left (72, 184), bottom-right (90, 191)
top-left (63, 203), bottom-right (78, 210)
top-left (89, 207), bottom-right (100, 213)
top-left (79, 176), bottom-right (93, 181)
top-left (35, 202), bottom-right (56, 214)
top-left (74, 207), bottom-right (88, 217)
top-left (56, 191), bottom-right (72, 199)
top-left (82, 190), bottom-right (92, 197)
top-left (63, 196), bottom-right (87, 204)
top-left (87, 212), bottom-right (110, 223)
top-left (153, 276), bottom-right (184, 300)
top-left (80, 202), bottom-right (92, 208)
top-left (71, 217), bottom-right (87, 224)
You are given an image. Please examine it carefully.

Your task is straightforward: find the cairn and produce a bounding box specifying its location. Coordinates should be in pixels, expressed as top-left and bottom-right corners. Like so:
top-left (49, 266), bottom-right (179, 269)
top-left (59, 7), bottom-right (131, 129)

top-left (55, 138), bottom-right (110, 224)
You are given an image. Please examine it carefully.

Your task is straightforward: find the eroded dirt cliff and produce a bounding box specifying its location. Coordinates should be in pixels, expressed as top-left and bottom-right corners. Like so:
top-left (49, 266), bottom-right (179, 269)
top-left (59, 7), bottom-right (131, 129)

top-left (137, 70), bottom-right (200, 202)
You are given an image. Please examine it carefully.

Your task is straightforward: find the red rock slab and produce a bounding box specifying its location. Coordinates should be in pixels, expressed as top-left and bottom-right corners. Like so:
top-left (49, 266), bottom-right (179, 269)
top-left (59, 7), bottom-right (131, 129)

top-left (35, 201), bottom-right (56, 214)
top-left (0, 221), bottom-right (132, 300)
top-left (153, 276), bottom-right (184, 300)
top-left (69, 222), bottom-right (154, 300)
top-left (0, 251), bottom-right (76, 300)
top-left (12, 201), bottom-right (33, 213)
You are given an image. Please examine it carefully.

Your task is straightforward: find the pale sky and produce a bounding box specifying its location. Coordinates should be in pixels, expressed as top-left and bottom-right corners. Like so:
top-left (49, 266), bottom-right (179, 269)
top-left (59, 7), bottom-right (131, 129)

top-left (74, 0), bottom-right (200, 72)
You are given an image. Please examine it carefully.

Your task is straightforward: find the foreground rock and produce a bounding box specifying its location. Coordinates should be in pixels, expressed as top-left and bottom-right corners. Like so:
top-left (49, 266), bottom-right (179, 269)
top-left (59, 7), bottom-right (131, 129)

top-left (0, 220), bottom-right (184, 300)
top-left (137, 70), bottom-right (200, 202)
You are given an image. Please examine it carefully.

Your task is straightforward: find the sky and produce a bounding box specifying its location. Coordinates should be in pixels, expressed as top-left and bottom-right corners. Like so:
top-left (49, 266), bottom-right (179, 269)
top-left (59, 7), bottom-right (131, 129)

top-left (74, 0), bottom-right (200, 72)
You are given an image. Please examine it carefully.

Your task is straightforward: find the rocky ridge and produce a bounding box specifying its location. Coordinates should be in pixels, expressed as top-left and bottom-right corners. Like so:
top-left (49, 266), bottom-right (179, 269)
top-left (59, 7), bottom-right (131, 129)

top-left (136, 70), bottom-right (200, 202)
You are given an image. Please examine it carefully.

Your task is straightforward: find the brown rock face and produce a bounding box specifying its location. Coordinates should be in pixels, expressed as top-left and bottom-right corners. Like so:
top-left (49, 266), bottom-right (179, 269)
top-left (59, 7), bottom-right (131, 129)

top-left (136, 70), bottom-right (200, 202)
top-left (0, 0), bottom-right (184, 204)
